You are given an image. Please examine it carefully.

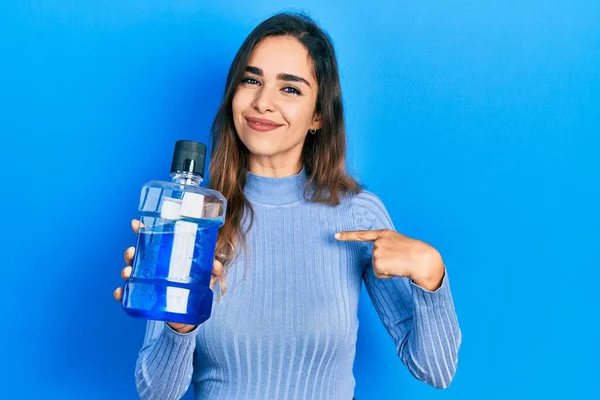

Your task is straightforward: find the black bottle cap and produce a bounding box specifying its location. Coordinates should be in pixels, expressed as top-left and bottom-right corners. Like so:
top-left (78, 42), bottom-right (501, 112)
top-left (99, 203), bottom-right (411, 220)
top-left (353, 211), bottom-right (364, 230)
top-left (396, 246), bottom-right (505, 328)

top-left (170, 140), bottom-right (207, 178)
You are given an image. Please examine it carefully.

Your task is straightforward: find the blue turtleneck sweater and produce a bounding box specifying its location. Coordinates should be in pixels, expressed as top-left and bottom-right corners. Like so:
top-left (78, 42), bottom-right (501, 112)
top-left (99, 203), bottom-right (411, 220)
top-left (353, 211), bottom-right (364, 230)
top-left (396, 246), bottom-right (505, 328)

top-left (134, 168), bottom-right (461, 399)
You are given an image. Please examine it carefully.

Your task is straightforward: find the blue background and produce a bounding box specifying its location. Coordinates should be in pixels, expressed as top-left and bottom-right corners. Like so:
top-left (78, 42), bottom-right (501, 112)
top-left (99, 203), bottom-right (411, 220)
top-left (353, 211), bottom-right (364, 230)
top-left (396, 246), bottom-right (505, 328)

top-left (1, 1), bottom-right (598, 399)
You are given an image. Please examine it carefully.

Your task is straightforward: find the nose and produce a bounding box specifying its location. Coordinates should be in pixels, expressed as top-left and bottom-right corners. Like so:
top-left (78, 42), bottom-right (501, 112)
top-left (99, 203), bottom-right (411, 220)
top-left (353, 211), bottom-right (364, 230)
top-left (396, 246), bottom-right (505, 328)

top-left (251, 86), bottom-right (277, 114)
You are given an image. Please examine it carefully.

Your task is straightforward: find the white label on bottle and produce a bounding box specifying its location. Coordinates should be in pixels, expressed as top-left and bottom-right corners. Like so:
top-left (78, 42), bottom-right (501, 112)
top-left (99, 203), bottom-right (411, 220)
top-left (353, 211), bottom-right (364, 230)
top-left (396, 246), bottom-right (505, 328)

top-left (165, 286), bottom-right (190, 314)
top-left (160, 198), bottom-right (182, 220)
top-left (168, 220), bottom-right (197, 283)
top-left (180, 192), bottom-right (205, 219)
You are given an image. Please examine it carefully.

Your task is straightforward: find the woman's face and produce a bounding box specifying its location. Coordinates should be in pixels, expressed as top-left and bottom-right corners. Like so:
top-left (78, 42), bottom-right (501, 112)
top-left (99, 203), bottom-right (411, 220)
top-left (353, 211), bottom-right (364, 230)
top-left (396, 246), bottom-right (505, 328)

top-left (232, 36), bottom-right (321, 171)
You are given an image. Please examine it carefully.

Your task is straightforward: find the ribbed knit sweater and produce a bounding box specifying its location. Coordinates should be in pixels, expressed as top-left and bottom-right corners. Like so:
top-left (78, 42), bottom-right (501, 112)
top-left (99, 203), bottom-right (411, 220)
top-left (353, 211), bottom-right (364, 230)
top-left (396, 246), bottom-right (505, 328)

top-left (135, 167), bottom-right (461, 399)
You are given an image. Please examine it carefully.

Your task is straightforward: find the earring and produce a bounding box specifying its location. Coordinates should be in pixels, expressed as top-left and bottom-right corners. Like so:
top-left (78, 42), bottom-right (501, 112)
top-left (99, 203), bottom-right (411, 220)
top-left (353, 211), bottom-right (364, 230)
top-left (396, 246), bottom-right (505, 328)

top-left (309, 129), bottom-right (316, 135)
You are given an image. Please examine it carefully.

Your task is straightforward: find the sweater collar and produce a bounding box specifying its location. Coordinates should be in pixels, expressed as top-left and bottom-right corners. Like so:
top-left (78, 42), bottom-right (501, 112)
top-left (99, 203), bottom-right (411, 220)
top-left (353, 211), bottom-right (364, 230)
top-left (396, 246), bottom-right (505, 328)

top-left (244, 166), bottom-right (309, 205)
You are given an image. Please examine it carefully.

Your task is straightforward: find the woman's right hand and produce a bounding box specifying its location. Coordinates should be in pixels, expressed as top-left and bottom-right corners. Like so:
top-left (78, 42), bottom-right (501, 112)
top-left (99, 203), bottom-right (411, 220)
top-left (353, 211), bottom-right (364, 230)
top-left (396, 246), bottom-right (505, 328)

top-left (113, 219), bottom-right (224, 334)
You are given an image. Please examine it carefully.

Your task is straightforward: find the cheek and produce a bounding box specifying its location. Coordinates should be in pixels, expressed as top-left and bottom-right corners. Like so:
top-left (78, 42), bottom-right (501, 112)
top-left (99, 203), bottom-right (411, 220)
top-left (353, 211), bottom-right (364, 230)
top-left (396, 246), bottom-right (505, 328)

top-left (285, 102), bottom-right (315, 131)
top-left (231, 91), bottom-right (243, 120)
top-left (231, 91), bottom-right (249, 132)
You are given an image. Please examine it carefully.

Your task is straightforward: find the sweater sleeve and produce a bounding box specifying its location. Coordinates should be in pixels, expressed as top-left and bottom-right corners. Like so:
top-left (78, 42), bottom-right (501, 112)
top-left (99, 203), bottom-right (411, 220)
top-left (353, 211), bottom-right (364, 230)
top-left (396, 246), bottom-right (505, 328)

top-left (135, 320), bottom-right (198, 399)
top-left (352, 191), bottom-right (462, 389)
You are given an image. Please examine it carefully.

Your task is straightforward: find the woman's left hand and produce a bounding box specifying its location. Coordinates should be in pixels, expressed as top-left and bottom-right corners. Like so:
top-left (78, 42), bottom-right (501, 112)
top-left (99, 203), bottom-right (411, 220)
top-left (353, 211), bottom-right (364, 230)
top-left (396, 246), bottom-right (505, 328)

top-left (335, 229), bottom-right (445, 291)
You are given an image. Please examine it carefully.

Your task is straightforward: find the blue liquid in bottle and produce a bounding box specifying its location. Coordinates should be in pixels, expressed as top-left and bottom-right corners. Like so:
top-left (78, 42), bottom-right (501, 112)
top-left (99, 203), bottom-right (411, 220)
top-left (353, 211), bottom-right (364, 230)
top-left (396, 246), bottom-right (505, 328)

top-left (121, 140), bottom-right (226, 326)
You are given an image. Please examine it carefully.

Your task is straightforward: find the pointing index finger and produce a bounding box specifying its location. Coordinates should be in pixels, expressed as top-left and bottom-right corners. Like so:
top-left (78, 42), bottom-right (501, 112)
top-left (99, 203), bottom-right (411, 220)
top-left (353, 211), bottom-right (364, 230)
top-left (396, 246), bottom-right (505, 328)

top-left (335, 230), bottom-right (381, 242)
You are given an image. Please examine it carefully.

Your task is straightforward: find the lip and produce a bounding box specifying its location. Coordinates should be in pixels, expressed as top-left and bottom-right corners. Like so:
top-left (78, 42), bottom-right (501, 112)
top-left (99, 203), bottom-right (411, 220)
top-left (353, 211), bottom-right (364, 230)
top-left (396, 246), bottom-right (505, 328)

top-left (245, 116), bottom-right (283, 132)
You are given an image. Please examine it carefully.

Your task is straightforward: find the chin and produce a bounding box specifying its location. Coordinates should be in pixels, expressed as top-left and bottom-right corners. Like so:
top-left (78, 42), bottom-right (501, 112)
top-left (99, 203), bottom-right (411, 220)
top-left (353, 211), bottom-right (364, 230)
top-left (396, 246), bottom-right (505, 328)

top-left (240, 134), bottom-right (281, 157)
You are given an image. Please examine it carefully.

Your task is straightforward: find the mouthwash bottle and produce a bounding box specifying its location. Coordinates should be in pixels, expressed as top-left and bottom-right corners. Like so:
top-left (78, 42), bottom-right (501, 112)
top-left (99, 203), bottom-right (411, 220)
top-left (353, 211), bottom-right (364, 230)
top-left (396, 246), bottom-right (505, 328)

top-left (121, 140), bottom-right (227, 326)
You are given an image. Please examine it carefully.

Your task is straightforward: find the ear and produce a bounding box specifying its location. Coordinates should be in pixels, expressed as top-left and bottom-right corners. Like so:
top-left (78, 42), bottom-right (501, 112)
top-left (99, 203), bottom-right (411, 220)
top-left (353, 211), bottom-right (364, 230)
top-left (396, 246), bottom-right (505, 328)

top-left (310, 112), bottom-right (322, 130)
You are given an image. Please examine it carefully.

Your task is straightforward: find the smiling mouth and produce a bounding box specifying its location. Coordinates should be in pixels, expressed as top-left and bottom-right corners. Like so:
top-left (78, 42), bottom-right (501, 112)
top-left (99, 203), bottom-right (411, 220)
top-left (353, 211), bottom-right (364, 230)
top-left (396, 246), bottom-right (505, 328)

top-left (245, 117), bottom-right (283, 132)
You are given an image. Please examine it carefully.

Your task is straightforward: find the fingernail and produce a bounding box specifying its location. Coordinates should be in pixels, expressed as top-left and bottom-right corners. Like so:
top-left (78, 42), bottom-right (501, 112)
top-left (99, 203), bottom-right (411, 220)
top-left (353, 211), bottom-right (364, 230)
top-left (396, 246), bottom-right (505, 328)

top-left (334, 233), bottom-right (341, 239)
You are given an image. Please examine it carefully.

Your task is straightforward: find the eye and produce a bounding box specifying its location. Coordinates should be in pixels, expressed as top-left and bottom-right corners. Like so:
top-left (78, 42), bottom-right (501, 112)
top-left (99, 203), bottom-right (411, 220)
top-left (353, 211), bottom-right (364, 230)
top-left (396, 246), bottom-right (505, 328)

top-left (282, 86), bottom-right (301, 96)
top-left (241, 76), bottom-right (260, 85)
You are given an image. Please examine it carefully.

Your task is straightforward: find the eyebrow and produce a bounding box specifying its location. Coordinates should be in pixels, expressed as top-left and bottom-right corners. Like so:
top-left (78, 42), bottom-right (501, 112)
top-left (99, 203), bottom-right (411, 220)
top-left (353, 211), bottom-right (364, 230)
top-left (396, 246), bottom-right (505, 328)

top-left (245, 66), bottom-right (311, 88)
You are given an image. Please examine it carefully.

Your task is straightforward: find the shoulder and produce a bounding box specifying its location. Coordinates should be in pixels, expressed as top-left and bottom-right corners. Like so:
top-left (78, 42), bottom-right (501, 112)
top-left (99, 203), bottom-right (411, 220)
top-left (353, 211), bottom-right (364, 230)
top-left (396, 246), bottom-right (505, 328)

top-left (352, 190), bottom-right (386, 210)
top-left (347, 190), bottom-right (394, 231)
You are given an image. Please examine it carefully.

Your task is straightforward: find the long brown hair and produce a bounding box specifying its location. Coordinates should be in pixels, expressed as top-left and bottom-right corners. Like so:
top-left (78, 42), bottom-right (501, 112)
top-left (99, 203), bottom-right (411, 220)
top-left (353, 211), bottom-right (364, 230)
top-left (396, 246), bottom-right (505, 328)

top-left (208, 12), bottom-right (361, 293)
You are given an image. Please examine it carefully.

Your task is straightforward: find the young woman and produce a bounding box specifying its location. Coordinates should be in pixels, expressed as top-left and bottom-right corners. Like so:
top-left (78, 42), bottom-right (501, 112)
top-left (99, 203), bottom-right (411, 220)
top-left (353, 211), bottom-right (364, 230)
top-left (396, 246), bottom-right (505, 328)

top-left (115, 12), bottom-right (461, 400)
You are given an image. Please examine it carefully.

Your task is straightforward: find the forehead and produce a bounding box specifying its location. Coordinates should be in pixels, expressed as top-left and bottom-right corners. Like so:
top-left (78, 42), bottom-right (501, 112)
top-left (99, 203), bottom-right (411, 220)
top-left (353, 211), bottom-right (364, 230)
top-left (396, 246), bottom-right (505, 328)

top-left (248, 36), bottom-right (315, 82)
